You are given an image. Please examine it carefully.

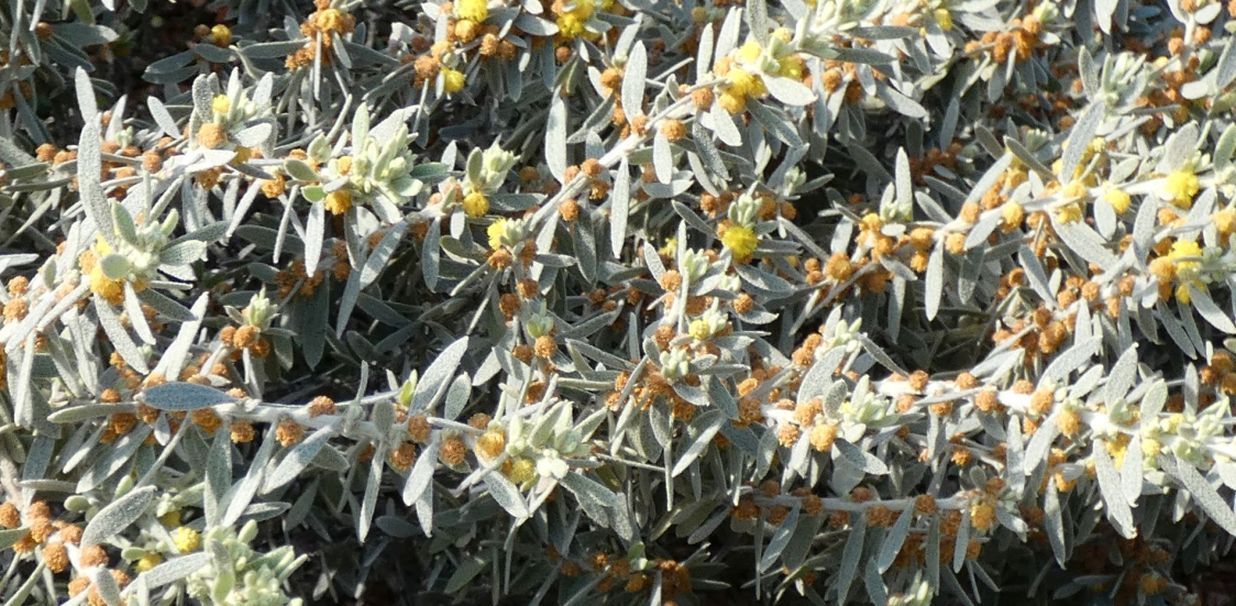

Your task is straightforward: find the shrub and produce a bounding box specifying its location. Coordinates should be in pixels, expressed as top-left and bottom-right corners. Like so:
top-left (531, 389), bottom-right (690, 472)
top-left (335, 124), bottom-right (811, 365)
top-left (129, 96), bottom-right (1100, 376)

top-left (0, 0), bottom-right (1235, 604)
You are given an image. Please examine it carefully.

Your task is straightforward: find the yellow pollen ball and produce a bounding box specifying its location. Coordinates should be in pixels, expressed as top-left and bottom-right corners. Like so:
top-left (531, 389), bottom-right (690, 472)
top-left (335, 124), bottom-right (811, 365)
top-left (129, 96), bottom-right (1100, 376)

top-left (506, 458), bottom-right (536, 484)
top-left (688, 319), bottom-right (710, 341)
top-left (324, 189), bottom-right (353, 215)
top-left (934, 8), bottom-right (954, 30)
top-left (172, 527), bottom-right (201, 552)
top-left (721, 225), bottom-right (759, 261)
top-left (442, 68), bottom-right (466, 94)
top-left (463, 191), bottom-right (489, 218)
top-left (135, 553), bottom-right (163, 572)
top-left (487, 220), bottom-right (508, 251)
top-left (737, 41), bottom-right (762, 63)
top-left (1164, 169), bottom-right (1200, 209)
top-left (1103, 187), bottom-right (1131, 214)
top-left (210, 24), bottom-right (232, 46)
top-left (211, 95), bottom-right (230, 115)
top-left (457, 0), bottom-right (489, 22)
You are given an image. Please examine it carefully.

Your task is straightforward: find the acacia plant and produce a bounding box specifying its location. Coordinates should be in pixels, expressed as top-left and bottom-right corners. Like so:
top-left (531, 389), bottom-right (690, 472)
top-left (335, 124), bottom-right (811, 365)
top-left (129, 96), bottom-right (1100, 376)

top-left (0, 0), bottom-right (1234, 604)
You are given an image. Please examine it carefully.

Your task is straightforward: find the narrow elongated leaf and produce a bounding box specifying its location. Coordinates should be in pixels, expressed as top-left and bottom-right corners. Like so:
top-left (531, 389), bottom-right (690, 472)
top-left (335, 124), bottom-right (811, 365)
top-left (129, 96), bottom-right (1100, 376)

top-left (263, 423), bottom-right (337, 493)
top-left (758, 505), bottom-right (799, 572)
top-left (142, 382), bottom-right (236, 411)
top-left (1093, 440), bottom-right (1134, 537)
top-left (878, 506), bottom-right (914, 573)
top-left (484, 473), bottom-right (529, 519)
top-left (1169, 457), bottom-right (1236, 535)
top-left (82, 486), bottom-right (157, 546)
top-left (412, 337), bottom-right (469, 412)
top-left (546, 95), bottom-right (568, 182)
top-left (621, 43), bottom-right (646, 116)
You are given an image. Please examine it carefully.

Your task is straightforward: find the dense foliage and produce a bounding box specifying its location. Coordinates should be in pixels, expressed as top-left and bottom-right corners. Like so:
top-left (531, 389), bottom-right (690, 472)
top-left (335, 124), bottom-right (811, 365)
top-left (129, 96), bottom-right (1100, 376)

top-left (0, 0), bottom-right (1236, 603)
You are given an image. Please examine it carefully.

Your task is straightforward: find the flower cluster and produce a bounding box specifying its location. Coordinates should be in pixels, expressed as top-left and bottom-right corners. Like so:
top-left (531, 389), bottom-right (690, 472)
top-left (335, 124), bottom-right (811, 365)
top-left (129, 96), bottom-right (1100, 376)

top-left (2, 0), bottom-right (1236, 604)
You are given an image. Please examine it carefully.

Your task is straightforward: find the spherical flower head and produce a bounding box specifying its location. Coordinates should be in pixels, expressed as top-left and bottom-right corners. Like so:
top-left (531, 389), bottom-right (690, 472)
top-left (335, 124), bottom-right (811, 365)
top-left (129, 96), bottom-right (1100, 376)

top-left (737, 40), bottom-right (763, 64)
top-left (1060, 180), bottom-right (1088, 201)
top-left (456, 0), bottom-right (489, 23)
top-left (718, 92), bottom-right (746, 114)
top-left (721, 225), bottom-right (759, 262)
top-left (487, 217), bottom-right (526, 251)
top-left (462, 191), bottom-right (489, 218)
top-left (89, 266), bottom-right (125, 305)
top-left (442, 68), bottom-right (466, 94)
top-left (688, 318), bottom-right (710, 341)
top-left (334, 155), bottom-right (353, 175)
top-left (315, 8), bottom-right (352, 33)
top-left (1055, 202), bottom-right (1083, 224)
top-left (1167, 239), bottom-right (1203, 273)
top-left (324, 189), bottom-right (353, 215)
top-left (555, 0), bottom-right (595, 39)
top-left (211, 94), bottom-right (231, 116)
top-left (777, 55), bottom-right (804, 79)
top-left (475, 430), bottom-right (506, 460)
top-left (506, 457), bottom-right (536, 484)
top-left (0, 502), bottom-right (18, 529)
top-left (42, 542), bottom-right (68, 573)
top-left (1175, 283), bottom-right (1193, 305)
top-left (969, 498), bottom-right (996, 532)
top-left (1163, 168), bottom-right (1200, 209)
top-left (933, 8), bottom-right (953, 30)
top-left (1057, 407), bottom-right (1081, 437)
top-left (1103, 187), bottom-right (1131, 214)
top-left (1214, 207), bottom-right (1236, 235)
top-left (275, 418), bottom-right (305, 446)
top-left (440, 435), bottom-right (468, 466)
top-left (210, 24), bottom-right (232, 46)
top-left (556, 13), bottom-right (585, 39)
top-left (196, 122), bottom-right (227, 149)
top-left (172, 527), bottom-right (201, 553)
top-left (726, 69), bottom-right (766, 99)
top-left (135, 552), bottom-right (163, 572)
top-left (809, 423), bottom-right (838, 452)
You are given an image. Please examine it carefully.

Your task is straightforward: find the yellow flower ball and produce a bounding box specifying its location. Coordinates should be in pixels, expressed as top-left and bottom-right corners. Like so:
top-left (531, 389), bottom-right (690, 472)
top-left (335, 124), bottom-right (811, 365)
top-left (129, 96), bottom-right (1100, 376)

top-left (1103, 187), bottom-right (1131, 214)
top-left (135, 553), bottom-right (163, 572)
top-left (158, 511), bottom-right (182, 529)
top-left (462, 191), bottom-right (489, 218)
top-left (89, 268), bottom-right (124, 305)
top-left (442, 68), bottom-right (466, 94)
top-left (1055, 202), bottom-right (1083, 224)
top-left (717, 92), bottom-right (746, 114)
top-left (688, 319), bottom-right (710, 341)
top-left (210, 24), bottom-right (232, 46)
top-left (721, 225), bottom-right (759, 261)
top-left (934, 8), bottom-right (954, 30)
top-left (556, 14), bottom-right (585, 39)
top-left (487, 219), bottom-right (508, 251)
top-left (456, 0), bottom-right (489, 23)
top-left (777, 56), bottom-right (804, 79)
top-left (737, 41), bottom-right (763, 64)
top-left (727, 69), bottom-right (765, 99)
top-left (1167, 239), bottom-right (1202, 273)
top-left (1164, 169), bottom-right (1200, 209)
top-left (172, 527), bottom-right (201, 553)
top-left (506, 457), bottom-right (536, 484)
top-left (324, 189), bottom-right (353, 215)
top-left (1175, 283), bottom-right (1193, 305)
top-left (211, 94), bottom-right (230, 115)
top-left (1061, 180), bottom-right (1088, 200)
top-left (475, 430), bottom-right (506, 460)
top-left (336, 155), bottom-right (353, 175)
